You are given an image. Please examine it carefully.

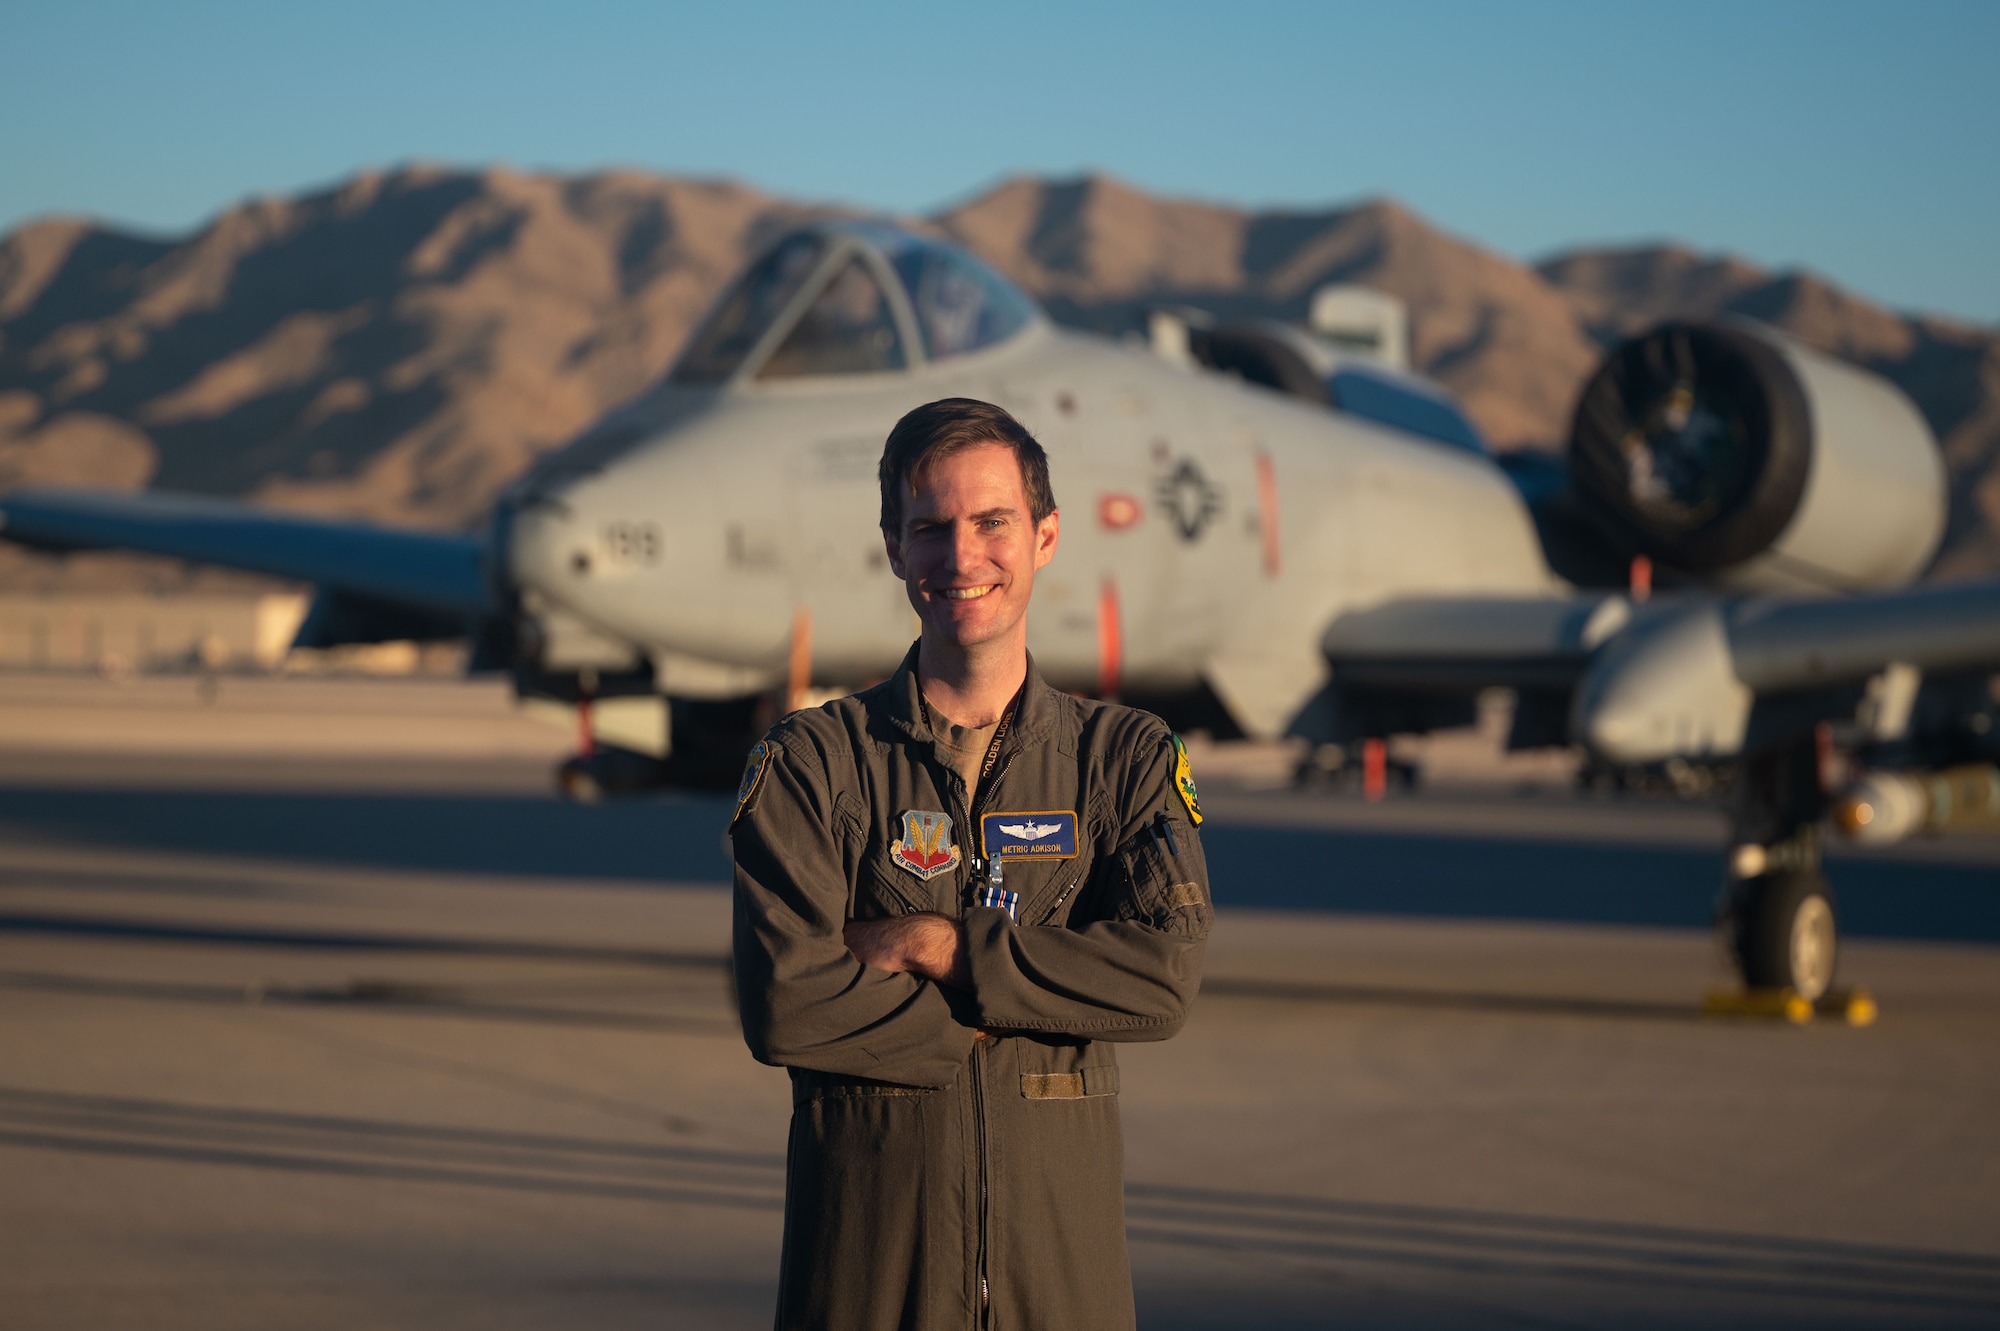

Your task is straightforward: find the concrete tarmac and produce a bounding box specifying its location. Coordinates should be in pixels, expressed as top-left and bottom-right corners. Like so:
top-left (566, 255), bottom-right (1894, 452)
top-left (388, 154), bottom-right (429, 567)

top-left (3, 677), bottom-right (1999, 1328)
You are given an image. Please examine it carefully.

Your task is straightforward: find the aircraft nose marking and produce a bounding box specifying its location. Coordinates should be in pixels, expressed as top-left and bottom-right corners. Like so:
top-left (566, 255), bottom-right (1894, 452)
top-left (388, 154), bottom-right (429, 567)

top-left (1154, 459), bottom-right (1222, 542)
top-left (1098, 494), bottom-right (1143, 530)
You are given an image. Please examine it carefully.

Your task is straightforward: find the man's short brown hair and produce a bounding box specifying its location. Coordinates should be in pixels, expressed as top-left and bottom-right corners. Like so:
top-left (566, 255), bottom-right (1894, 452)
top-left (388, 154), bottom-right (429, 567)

top-left (879, 398), bottom-right (1057, 534)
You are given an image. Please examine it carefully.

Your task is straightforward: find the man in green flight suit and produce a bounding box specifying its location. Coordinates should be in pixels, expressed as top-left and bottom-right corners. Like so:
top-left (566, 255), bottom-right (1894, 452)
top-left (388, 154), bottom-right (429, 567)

top-left (731, 397), bottom-right (1213, 1330)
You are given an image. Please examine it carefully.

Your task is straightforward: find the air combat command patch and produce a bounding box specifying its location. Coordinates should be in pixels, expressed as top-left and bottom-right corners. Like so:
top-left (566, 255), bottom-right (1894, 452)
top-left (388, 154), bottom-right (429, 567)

top-left (1170, 733), bottom-right (1203, 826)
top-left (731, 740), bottom-right (771, 826)
top-left (890, 809), bottom-right (962, 881)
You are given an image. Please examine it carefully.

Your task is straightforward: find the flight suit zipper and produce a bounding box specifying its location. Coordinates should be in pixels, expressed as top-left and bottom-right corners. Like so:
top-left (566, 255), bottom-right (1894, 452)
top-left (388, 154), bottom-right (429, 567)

top-left (955, 747), bottom-right (1015, 1326)
top-left (970, 1032), bottom-right (990, 1321)
top-left (1035, 873), bottom-right (1081, 926)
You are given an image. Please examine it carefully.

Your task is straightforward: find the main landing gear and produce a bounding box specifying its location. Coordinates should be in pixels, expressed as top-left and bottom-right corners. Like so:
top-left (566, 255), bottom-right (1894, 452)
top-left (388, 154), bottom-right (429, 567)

top-left (1720, 739), bottom-right (1839, 1002)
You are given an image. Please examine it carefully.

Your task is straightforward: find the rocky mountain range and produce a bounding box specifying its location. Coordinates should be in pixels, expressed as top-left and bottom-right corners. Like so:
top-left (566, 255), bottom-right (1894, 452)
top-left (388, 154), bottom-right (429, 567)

top-left (2, 165), bottom-right (1995, 591)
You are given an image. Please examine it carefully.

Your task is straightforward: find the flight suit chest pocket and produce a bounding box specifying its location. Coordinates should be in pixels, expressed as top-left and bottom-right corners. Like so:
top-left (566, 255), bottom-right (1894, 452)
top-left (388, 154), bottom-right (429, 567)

top-left (836, 792), bottom-right (923, 920)
top-left (844, 795), bottom-right (954, 918)
top-left (854, 856), bottom-right (932, 919)
top-left (1020, 859), bottom-right (1090, 927)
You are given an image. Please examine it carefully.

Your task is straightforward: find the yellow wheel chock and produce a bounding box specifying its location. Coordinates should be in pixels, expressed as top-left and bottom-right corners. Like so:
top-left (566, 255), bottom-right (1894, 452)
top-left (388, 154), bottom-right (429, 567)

top-left (1701, 987), bottom-right (1876, 1027)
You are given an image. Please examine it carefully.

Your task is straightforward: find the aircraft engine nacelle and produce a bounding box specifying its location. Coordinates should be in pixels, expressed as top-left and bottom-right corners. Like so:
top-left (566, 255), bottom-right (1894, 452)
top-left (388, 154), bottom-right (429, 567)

top-left (1568, 320), bottom-right (1945, 593)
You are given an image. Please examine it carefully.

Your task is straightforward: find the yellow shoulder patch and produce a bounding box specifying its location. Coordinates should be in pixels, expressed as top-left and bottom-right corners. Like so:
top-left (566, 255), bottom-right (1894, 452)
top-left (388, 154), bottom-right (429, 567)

top-left (1170, 733), bottom-right (1202, 826)
top-left (731, 740), bottom-right (771, 826)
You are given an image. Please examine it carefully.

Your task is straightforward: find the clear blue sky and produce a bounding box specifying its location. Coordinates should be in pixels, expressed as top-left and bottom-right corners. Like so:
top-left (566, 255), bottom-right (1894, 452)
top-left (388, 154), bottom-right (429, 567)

top-left (4, 0), bottom-right (1995, 322)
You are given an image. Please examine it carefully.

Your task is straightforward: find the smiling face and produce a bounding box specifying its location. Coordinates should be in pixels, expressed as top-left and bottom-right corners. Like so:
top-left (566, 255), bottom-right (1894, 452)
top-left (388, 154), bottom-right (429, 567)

top-left (884, 442), bottom-right (1060, 656)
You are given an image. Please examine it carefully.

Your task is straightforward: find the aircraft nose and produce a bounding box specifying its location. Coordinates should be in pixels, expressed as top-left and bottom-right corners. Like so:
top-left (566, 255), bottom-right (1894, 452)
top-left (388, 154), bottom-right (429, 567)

top-left (506, 493), bottom-right (593, 599)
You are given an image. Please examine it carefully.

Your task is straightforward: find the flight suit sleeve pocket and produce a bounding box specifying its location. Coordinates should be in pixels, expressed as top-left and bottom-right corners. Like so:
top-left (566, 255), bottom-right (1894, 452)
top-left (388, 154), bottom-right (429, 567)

top-left (1109, 816), bottom-right (1213, 939)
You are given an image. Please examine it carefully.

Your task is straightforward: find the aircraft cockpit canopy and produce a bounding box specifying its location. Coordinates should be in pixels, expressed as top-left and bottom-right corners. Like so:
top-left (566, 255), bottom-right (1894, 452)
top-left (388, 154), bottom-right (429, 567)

top-left (670, 224), bottom-right (1039, 385)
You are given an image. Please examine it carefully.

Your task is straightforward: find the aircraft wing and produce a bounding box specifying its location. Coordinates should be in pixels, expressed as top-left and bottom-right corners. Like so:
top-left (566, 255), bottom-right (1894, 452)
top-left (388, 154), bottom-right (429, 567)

top-left (1723, 580), bottom-right (2000, 688)
top-left (1311, 593), bottom-right (1634, 751)
top-left (1319, 581), bottom-right (2000, 762)
top-left (1321, 594), bottom-right (1634, 691)
top-left (1576, 580), bottom-right (2000, 763)
top-left (0, 487), bottom-right (495, 619)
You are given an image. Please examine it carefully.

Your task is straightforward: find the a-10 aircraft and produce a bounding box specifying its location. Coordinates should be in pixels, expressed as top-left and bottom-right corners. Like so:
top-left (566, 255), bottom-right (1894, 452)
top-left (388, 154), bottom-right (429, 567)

top-left (5, 220), bottom-right (1998, 1002)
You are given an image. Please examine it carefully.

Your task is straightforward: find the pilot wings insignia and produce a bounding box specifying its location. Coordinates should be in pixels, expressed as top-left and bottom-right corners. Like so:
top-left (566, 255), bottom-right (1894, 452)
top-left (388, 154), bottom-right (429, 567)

top-left (998, 821), bottom-right (1063, 841)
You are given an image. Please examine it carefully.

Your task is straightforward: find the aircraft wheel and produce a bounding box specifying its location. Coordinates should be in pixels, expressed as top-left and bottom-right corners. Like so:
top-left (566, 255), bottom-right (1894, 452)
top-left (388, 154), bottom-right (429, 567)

top-left (1733, 870), bottom-right (1837, 1001)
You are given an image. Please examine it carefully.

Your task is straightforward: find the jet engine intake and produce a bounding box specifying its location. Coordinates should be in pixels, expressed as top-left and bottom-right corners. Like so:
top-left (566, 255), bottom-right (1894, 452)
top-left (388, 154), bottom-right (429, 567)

top-left (1568, 321), bottom-right (1944, 592)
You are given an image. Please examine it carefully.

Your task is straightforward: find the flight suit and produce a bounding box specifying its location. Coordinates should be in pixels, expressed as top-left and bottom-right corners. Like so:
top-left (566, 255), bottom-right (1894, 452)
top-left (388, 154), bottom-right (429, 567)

top-left (731, 644), bottom-right (1212, 1331)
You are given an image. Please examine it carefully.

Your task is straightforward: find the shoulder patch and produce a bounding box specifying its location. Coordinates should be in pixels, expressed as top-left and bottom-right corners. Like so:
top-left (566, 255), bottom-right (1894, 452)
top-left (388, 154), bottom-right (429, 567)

top-left (731, 740), bottom-right (771, 826)
top-left (1170, 733), bottom-right (1202, 826)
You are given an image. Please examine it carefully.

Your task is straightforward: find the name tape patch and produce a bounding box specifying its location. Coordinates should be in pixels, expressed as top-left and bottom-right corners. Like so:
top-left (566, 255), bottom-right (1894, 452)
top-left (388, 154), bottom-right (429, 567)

top-left (981, 810), bottom-right (1079, 861)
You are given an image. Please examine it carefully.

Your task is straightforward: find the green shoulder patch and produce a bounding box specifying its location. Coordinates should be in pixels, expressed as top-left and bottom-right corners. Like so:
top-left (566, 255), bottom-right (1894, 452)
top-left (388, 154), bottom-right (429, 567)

top-left (1170, 733), bottom-right (1202, 826)
top-left (731, 740), bottom-right (772, 826)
